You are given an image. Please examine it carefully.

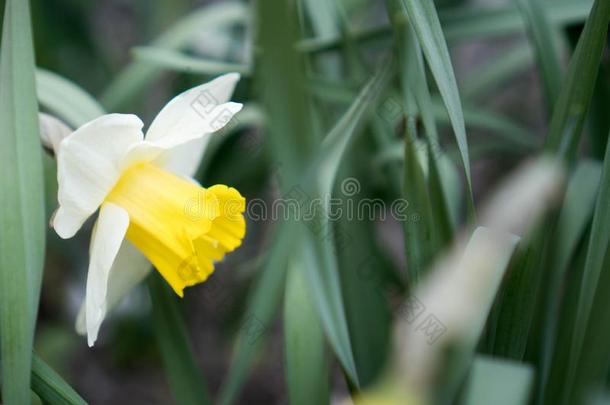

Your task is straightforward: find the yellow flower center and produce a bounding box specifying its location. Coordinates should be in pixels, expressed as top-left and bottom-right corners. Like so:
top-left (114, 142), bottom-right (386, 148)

top-left (106, 163), bottom-right (246, 297)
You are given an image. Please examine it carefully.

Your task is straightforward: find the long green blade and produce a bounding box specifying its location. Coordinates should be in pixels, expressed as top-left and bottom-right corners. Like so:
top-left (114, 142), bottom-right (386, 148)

top-left (100, 2), bottom-right (247, 110)
top-left (462, 355), bottom-right (534, 405)
top-left (544, 0), bottom-right (610, 159)
top-left (284, 265), bottom-right (329, 405)
top-left (31, 354), bottom-right (87, 405)
top-left (536, 160), bottom-right (601, 404)
top-left (396, 0), bottom-right (475, 218)
top-left (517, 0), bottom-right (563, 110)
top-left (568, 130), bottom-right (610, 402)
top-left (132, 47), bottom-right (252, 76)
top-left (0, 0), bottom-right (46, 403)
top-left (148, 273), bottom-right (212, 405)
top-left (218, 225), bottom-right (291, 405)
top-left (300, 0), bottom-right (593, 56)
top-left (36, 69), bottom-right (105, 128)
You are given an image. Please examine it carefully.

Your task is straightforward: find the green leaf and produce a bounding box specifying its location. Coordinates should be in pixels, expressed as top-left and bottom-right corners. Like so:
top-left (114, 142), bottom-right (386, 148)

top-left (462, 355), bottom-right (534, 405)
top-left (132, 47), bottom-right (252, 76)
top-left (36, 69), bottom-right (105, 128)
top-left (302, 0), bottom-right (340, 38)
top-left (300, 0), bottom-right (593, 54)
top-left (460, 45), bottom-right (533, 100)
top-left (516, 0), bottom-right (564, 111)
top-left (568, 130), bottom-right (610, 402)
top-left (148, 273), bottom-right (212, 405)
top-left (441, 0), bottom-right (593, 43)
top-left (0, 0), bottom-right (46, 403)
top-left (402, 121), bottom-right (434, 282)
top-left (544, 0), bottom-right (610, 159)
top-left (335, 197), bottom-right (392, 387)
top-left (390, 227), bottom-right (519, 403)
top-left (316, 62), bottom-right (393, 197)
top-left (432, 98), bottom-right (539, 152)
top-left (492, 225), bottom-right (551, 360)
top-left (306, 63), bottom-right (392, 387)
top-left (396, 0), bottom-right (475, 219)
top-left (218, 225), bottom-right (291, 405)
top-left (284, 265), bottom-right (329, 405)
top-left (101, 2), bottom-right (248, 110)
top-left (587, 62), bottom-right (610, 159)
top-left (535, 160), bottom-right (601, 401)
top-left (31, 354), bottom-right (87, 405)
top-left (386, 2), bottom-right (454, 259)
top-left (437, 227), bottom-right (519, 401)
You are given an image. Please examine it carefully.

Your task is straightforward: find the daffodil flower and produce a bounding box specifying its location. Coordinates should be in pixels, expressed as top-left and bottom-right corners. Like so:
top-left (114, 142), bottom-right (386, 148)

top-left (51, 73), bottom-right (246, 346)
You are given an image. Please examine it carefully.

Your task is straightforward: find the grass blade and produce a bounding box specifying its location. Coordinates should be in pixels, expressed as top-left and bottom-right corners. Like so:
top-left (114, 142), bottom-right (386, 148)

top-left (461, 45), bottom-right (533, 100)
top-left (402, 118), bottom-right (434, 282)
top-left (100, 2), bottom-right (247, 110)
top-left (535, 160), bottom-right (601, 404)
top-left (567, 131), bottom-right (610, 402)
top-left (148, 273), bottom-right (212, 405)
top-left (218, 225), bottom-right (291, 405)
top-left (393, 159), bottom-right (563, 402)
top-left (544, 0), bottom-right (610, 159)
top-left (0, 0), bottom-right (46, 403)
top-left (299, 0), bottom-right (593, 54)
top-left (308, 63), bottom-right (392, 387)
top-left (396, 0), bottom-right (475, 219)
top-left (387, 0), bottom-right (454, 269)
top-left (462, 355), bottom-right (534, 405)
top-left (517, 0), bottom-right (564, 110)
top-left (36, 69), bottom-right (105, 128)
top-left (132, 47), bottom-right (251, 76)
top-left (284, 265), bottom-right (329, 405)
top-left (31, 354), bottom-right (87, 405)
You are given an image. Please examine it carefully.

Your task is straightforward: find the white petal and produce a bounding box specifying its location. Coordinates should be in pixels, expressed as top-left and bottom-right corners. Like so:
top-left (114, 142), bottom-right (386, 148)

top-left (143, 73), bottom-right (242, 177)
top-left (158, 137), bottom-right (207, 178)
top-left (39, 113), bottom-right (72, 154)
top-left (76, 240), bottom-right (151, 336)
top-left (53, 114), bottom-right (144, 239)
top-left (85, 203), bottom-right (130, 347)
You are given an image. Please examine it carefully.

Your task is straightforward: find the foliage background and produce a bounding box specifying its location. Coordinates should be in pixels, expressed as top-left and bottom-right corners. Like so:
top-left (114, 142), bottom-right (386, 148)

top-left (0, 0), bottom-right (608, 404)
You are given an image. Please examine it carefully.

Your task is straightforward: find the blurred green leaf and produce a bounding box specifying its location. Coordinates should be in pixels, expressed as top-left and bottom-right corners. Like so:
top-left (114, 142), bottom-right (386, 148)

top-left (148, 273), bottom-right (212, 405)
top-left (438, 228), bottom-right (519, 402)
top-left (132, 47), bottom-right (251, 76)
top-left (302, 0), bottom-right (341, 38)
top-left (284, 265), bottom-right (329, 405)
top-left (299, 0), bottom-right (593, 53)
top-left (218, 225), bottom-right (291, 405)
top-left (101, 2), bottom-right (248, 110)
top-left (441, 0), bottom-right (592, 43)
top-left (31, 354), bottom-right (87, 405)
top-left (396, 0), bottom-right (475, 219)
top-left (0, 0), bottom-right (46, 403)
top-left (402, 121), bottom-right (434, 282)
top-left (36, 68), bottom-right (105, 128)
top-left (535, 160), bottom-right (601, 404)
top-left (587, 62), bottom-right (610, 159)
top-left (432, 98), bottom-right (539, 151)
top-left (492, 225), bottom-right (551, 360)
top-left (517, 0), bottom-right (563, 111)
top-left (568, 131), bottom-right (610, 402)
top-left (387, 2), bottom-right (454, 262)
top-left (544, 0), bottom-right (610, 159)
top-left (335, 194), bottom-right (392, 387)
top-left (306, 63), bottom-right (392, 388)
top-left (460, 45), bottom-right (533, 100)
top-left (462, 355), bottom-right (534, 405)
top-left (316, 62), bottom-right (393, 197)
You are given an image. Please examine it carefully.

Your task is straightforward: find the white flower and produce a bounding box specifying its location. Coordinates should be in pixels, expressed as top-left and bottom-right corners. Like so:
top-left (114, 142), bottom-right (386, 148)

top-left (51, 73), bottom-right (246, 346)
